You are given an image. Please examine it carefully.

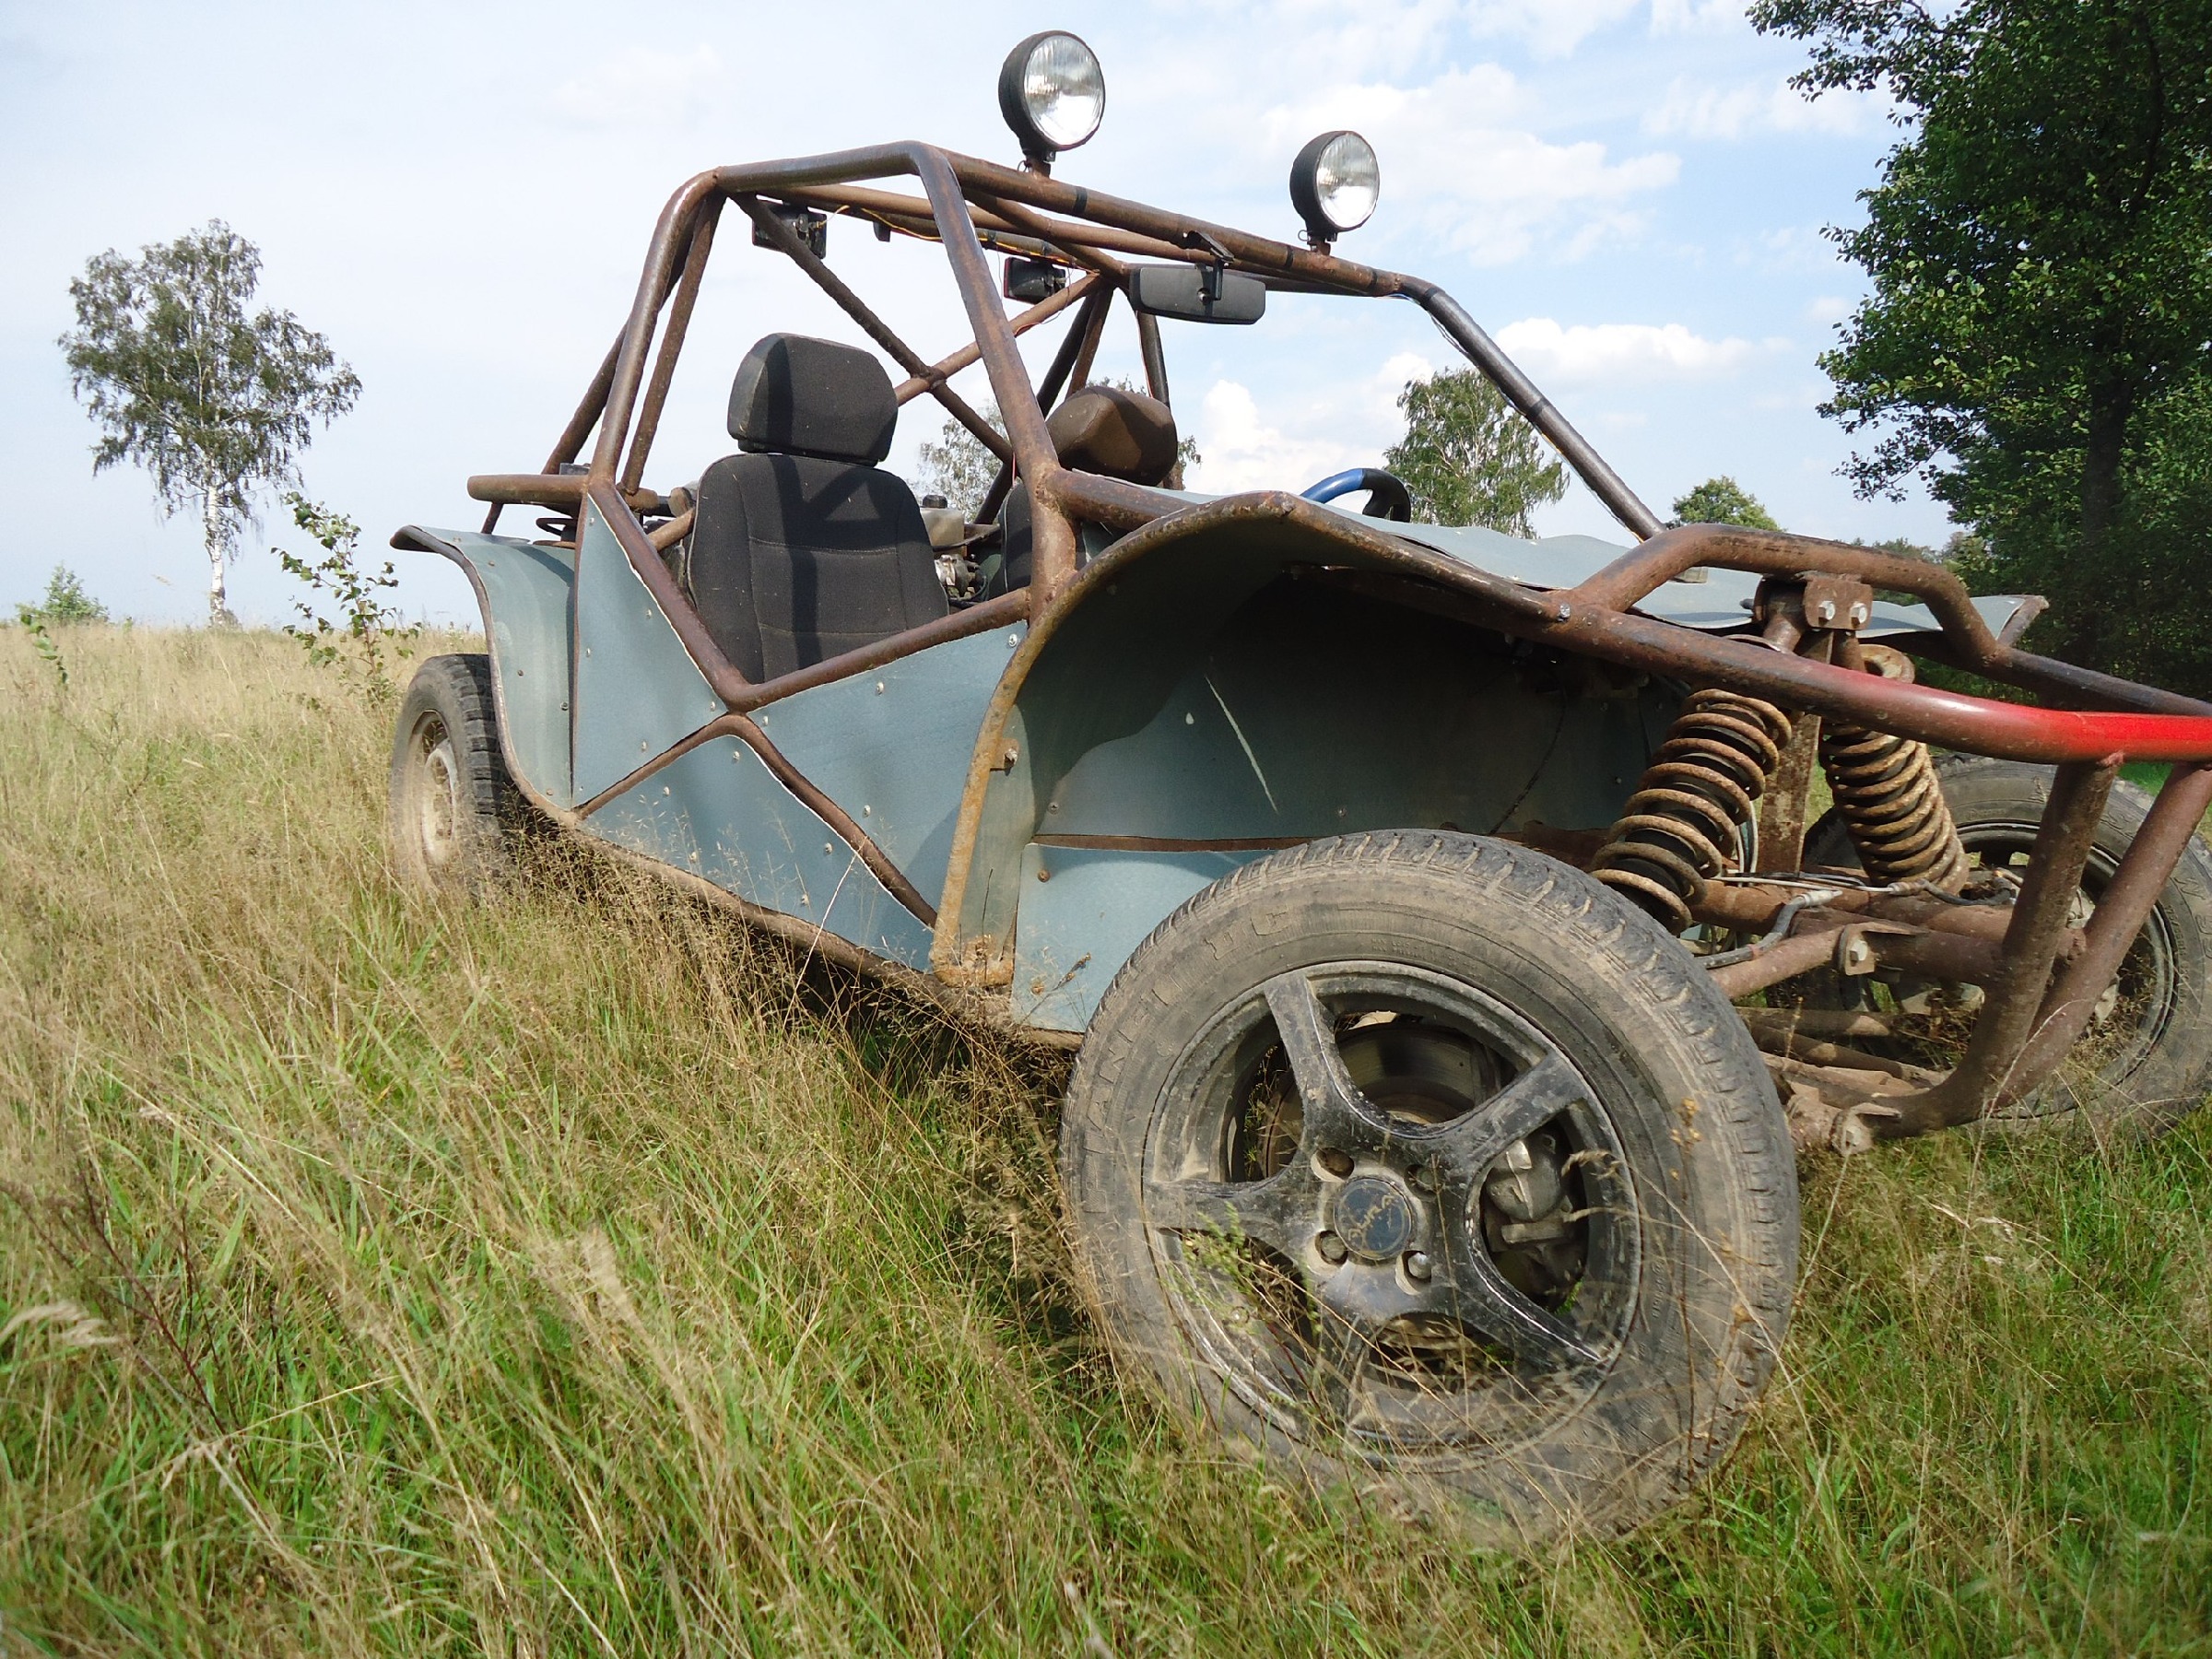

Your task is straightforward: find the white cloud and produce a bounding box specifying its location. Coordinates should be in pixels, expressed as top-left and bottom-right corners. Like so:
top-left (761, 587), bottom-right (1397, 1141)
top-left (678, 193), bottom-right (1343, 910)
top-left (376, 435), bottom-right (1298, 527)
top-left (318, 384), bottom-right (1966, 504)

top-left (1186, 354), bottom-right (1437, 493)
top-left (1186, 382), bottom-right (1359, 494)
top-left (1644, 76), bottom-right (1887, 140)
top-left (1650, 0), bottom-right (1747, 32)
top-left (1494, 318), bottom-right (1758, 385)
top-left (1256, 67), bottom-right (1680, 265)
top-left (1464, 0), bottom-right (1641, 57)
top-left (1804, 294), bottom-right (1853, 325)
top-left (550, 45), bottom-right (724, 129)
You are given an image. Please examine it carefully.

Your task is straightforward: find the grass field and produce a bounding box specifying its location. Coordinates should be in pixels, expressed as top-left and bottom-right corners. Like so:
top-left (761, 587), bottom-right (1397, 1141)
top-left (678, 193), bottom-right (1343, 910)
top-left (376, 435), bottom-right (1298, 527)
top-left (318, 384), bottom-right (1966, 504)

top-left (3, 626), bottom-right (2209, 1656)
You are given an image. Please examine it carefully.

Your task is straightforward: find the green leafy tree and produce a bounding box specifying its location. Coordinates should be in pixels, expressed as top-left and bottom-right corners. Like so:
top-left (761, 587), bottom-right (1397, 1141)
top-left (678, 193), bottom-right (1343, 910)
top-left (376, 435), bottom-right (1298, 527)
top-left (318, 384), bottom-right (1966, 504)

top-left (1382, 370), bottom-right (1565, 535)
top-left (15, 565), bottom-right (110, 627)
top-left (915, 402), bottom-right (1006, 518)
top-left (60, 222), bottom-right (360, 625)
top-left (1670, 476), bottom-right (1781, 530)
top-left (1751, 0), bottom-right (2212, 688)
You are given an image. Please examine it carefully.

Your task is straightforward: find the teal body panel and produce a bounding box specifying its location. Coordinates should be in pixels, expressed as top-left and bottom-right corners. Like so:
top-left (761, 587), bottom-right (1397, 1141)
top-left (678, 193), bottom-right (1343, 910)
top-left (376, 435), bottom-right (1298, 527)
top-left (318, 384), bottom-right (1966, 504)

top-left (583, 735), bottom-right (936, 967)
top-left (749, 622), bottom-right (1026, 912)
top-left (1039, 582), bottom-right (1672, 841)
top-left (571, 500), bottom-right (727, 804)
top-left (433, 530), bottom-right (577, 808)
top-left (1013, 842), bottom-right (1269, 1030)
top-left (956, 519), bottom-right (1686, 982)
top-left (420, 493), bottom-right (2021, 1046)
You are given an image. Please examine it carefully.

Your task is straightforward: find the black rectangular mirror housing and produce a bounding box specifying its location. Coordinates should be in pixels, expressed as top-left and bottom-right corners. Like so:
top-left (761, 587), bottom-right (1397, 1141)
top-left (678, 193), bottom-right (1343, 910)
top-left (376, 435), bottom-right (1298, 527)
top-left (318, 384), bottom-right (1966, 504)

top-left (1002, 256), bottom-right (1068, 302)
top-left (1126, 264), bottom-right (1266, 324)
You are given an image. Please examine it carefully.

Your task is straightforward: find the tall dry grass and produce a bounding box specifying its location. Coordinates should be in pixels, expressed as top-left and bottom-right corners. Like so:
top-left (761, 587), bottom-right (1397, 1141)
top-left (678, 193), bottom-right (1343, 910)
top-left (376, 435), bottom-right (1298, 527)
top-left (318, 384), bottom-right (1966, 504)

top-left (1, 626), bottom-right (2208, 1656)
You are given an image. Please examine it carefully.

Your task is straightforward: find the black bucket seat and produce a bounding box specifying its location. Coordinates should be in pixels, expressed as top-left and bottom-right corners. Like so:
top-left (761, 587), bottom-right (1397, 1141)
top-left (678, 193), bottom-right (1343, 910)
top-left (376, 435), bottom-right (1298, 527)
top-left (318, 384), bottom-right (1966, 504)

top-left (985, 382), bottom-right (1179, 597)
top-left (687, 334), bottom-right (947, 682)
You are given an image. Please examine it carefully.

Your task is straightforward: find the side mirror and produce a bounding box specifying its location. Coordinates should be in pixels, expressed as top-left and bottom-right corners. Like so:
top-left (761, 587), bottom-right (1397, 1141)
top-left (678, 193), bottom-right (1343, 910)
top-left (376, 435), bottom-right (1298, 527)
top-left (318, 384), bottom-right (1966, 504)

top-left (1126, 264), bottom-right (1266, 325)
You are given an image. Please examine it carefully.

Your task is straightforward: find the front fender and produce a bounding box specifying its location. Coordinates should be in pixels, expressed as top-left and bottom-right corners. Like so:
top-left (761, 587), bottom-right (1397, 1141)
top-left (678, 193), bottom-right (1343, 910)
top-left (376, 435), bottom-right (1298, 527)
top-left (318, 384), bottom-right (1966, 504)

top-left (932, 493), bottom-right (1681, 1024)
top-left (396, 525), bottom-right (577, 811)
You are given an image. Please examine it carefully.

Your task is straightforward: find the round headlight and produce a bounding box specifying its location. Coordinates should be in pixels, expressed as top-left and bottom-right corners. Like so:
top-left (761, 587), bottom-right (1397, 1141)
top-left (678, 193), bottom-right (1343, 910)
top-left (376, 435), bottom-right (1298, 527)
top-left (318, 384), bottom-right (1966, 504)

top-left (998, 31), bottom-right (1105, 161)
top-left (1289, 130), bottom-right (1381, 244)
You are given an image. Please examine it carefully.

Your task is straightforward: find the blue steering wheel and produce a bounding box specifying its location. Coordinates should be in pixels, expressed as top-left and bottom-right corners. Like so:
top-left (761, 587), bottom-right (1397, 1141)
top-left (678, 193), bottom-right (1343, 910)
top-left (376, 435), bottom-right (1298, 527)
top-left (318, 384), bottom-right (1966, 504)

top-left (1301, 467), bottom-right (1414, 523)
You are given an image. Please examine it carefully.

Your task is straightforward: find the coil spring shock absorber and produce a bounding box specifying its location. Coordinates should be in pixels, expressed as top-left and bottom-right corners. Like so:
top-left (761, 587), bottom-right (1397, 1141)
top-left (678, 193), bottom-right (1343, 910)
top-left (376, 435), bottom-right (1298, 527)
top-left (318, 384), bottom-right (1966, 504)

top-left (1591, 689), bottom-right (1795, 931)
top-left (1818, 642), bottom-right (1971, 889)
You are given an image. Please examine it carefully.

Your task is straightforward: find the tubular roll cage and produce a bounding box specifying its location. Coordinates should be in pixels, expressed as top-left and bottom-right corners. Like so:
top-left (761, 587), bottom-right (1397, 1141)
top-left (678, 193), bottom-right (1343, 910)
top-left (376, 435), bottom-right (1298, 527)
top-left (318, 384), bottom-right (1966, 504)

top-left (458, 139), bottom-right (2212, 1132)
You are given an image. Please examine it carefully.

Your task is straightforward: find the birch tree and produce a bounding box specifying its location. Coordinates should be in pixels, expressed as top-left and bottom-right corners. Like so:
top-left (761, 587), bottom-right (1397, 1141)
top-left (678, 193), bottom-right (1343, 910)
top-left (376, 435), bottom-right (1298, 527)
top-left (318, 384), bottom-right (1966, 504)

top-left (60, 222), bottom-right (359, 624)
top-left (1383, 369), bottom-right (1565, 535)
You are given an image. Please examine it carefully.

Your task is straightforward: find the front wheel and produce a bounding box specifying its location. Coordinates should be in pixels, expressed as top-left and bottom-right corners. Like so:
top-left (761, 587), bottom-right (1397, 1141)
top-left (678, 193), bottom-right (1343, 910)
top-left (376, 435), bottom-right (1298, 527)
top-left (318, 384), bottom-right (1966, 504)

top-left (389, 654), bottom-right (531, 894)
top-left (1058, 830), bottom-right (1797, 1543)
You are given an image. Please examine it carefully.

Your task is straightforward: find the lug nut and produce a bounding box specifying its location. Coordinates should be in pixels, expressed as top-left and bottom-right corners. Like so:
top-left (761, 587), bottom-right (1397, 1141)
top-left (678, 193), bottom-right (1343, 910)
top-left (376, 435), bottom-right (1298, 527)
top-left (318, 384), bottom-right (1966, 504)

top-left (1316, 1231), bottom-right (1348, 1265)
top-left (1405, 1251), bottom-right (1432, 1281)
top-left (1317, 1147), bottom-right (1354, 1178)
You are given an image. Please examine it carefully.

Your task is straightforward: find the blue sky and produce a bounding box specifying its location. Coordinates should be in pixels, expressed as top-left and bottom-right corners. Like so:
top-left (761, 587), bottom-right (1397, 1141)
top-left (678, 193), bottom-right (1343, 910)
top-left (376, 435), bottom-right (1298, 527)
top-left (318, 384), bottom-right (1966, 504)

top-left (1, 0), bottom-right (1943, 627)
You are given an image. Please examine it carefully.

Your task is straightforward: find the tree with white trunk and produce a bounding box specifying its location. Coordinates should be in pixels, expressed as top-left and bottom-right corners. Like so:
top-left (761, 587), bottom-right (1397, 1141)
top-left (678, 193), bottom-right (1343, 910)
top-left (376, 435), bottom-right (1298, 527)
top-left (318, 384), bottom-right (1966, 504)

top-left (60, 223), bottom-right (359, 625)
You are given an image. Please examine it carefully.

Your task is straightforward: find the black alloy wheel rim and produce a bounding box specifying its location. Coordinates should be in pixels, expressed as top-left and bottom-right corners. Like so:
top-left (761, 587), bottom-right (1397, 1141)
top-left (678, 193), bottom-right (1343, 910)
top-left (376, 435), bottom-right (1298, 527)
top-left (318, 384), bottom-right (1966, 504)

top-left (1143, 962), bottom-right (1638, 1449)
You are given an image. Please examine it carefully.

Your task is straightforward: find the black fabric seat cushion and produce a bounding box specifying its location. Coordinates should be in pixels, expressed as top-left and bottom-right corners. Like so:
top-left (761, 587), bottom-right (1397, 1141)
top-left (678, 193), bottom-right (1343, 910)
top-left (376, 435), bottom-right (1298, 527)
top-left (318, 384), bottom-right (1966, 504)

top-left (982, 485), bottom-right (1115, 600)
top-left (688, 452), bottom-right (947, 682)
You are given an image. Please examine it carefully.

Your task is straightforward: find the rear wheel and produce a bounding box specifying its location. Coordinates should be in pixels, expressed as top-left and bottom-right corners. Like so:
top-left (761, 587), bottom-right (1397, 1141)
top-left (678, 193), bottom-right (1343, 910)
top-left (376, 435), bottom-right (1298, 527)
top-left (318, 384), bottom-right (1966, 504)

top-left (389, 654), bottom-right (529, 893)
top-left (1059, 830), bottom-right (1797, 1543)
top-left (1802, 758), bottom-right (2212, 1135)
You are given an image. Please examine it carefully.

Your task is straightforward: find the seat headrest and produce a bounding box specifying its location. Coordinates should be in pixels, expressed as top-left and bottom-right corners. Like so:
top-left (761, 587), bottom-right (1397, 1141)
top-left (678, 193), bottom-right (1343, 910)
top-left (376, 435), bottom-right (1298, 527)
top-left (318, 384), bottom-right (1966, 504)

top-left (729, 334), bottom-right (897, 465)
top-left (1047, 385), bottom-right (1179, 486)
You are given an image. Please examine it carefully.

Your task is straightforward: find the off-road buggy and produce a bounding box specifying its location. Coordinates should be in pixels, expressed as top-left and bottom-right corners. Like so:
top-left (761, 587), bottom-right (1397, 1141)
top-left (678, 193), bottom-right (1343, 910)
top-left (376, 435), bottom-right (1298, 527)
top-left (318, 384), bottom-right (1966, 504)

top-left (387, 33), bottom-right (2212, 1543)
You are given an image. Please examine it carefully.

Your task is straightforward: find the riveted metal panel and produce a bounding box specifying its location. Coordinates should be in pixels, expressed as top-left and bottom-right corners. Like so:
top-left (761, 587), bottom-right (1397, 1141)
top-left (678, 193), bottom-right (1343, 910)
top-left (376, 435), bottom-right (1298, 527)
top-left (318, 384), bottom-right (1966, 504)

top-left (1035, 575), bottom-right (1676, 846)
top-left (434, 530), bottom-right (577, 808)
top-left (1011, 841), bottom-right (1268, 1031)
top-left (750, 624), bottom-right (1024, 911)
top-left (582, 735), bottom-right (935, 968)
top-left (571, 499), bottom-right (727, 804)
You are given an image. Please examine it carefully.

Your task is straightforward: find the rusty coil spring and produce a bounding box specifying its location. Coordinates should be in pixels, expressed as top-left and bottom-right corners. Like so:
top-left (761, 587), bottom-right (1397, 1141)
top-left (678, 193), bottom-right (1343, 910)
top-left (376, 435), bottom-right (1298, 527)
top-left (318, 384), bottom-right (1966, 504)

top-left (1591, 689), bottom-right (1795, 932)
top-left (1817, 723), bottom-right (1971, 888)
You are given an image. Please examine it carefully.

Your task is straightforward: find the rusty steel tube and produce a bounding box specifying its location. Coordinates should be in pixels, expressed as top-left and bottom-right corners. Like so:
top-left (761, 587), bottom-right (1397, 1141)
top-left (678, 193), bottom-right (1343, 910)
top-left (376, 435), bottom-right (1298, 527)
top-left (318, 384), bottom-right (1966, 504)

top-left (623, 199), bottom-right (723, 494)
top-left (1706, 929), bottom-right (1841, 999)
top-left (890, 275), bottom-right (1098, 404)
top-left (1550, 607), bottom-right (2212, 764)
top-left (1573, 524), bottom-right (1996, 643)
top-left (905, 147), bottom-right (1077, 608)
top-left (2006, 762), bottom-right (2212, 1097)
top-left (739, 194), bottom-right (1012, 465)
top-left (1876, 759), bottom-right (2119, 1138)
top-left (591, 170), bottom-right (724, 484)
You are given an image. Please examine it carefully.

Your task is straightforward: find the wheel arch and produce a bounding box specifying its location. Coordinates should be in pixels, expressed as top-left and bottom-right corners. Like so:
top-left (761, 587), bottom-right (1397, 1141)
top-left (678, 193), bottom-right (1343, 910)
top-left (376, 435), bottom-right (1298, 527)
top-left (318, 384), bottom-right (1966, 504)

top-left (931, 492), bottom-right (1683, 1001)
top-left (395, 524), bottom-right (578, 816)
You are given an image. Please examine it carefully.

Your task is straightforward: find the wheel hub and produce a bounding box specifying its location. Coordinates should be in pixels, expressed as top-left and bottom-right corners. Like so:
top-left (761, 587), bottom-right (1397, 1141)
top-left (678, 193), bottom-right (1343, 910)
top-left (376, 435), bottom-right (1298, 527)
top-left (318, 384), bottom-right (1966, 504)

top-left (1327, 1172), bottom-right (1420, 1262)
